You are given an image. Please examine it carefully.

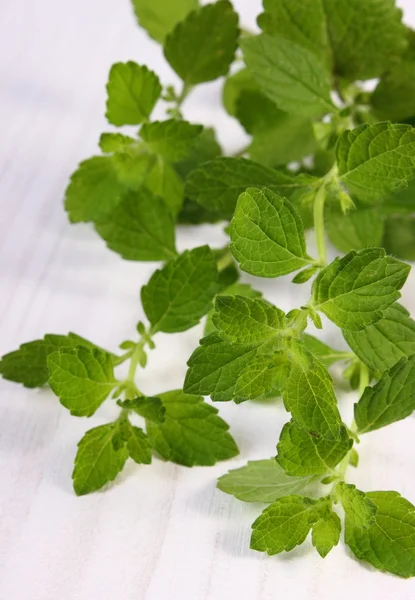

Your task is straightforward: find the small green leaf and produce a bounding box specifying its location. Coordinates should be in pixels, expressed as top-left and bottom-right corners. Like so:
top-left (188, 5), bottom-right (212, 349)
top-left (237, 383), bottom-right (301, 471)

top-left (48, 347), bottom-right (116, 417)
top-left (345, 491), bottom-right (415, 578)
top-left (164, 0), bottom-right (239, 84)
top-left (234, 354), bottom-right (289, 402)
top-left (355, 355), bottom-right (415, 433)
top-left (106, 62), bottom-right (161, 126)
top-left (327, 207), bottom-right (385, 254)
top-left (250, 495), bottom-right (322, 555)
top-left (204, 282), bottom-right (262, 336)
top-left (383, 215), bottom-right (415, 261)
top-left (72, 422), bottom-right (129, 495)
top-left (242, 34), bottom-right (334, 118)
top-left (145, 389), bottom-right (239, 466)
top-left (283, 355), bottom-right (342, 440)
top-left (131, 0), bottom-right (198, 43)
top-left (0, 333), bottom-right (101, 389)
top-left (336, 483), bottom-right (377, 529)
top-left (144, 158), bottom-right (184, 217)
top-left (94, 188), bottom-right (177, 261)
top-left (337, 122), bottom-right (415, 204)
top-left (301, 334), bottom-right (351, 367)
top-left (312, 511), bottom-right (341, 558)
top-left (292, 266), bottom-right (319, 284)
top-left (117, 397), bottom-right (165, 424)
top-left (217, 459), bottom-right (313, 503)
top-left (312, 248), bottom-right (410, 331)
top-left (185, 157), bottom-right (308, 219)
top-left (349, 448), bottom-right (359, 468)
top-left (212, 296), bottom-right (286, 344)
top-left (277, 421), bottom-right (352, 476)
top-left (230, 187), bottom-right (313, 278)
top-left (343, 303), bottom-right (415, 374)
top-left (99, 133), bottom-right (136, 153)
top-left (125, 424), bottom-right (152, 464)
top-left (141, 246), bottom-right (218, 334)
top-left (64, 157), bottom-right (125, 223)
top-left (174, 127), bottom-right (222, 181)
top-left (140, 119), bottom-right (203, 162)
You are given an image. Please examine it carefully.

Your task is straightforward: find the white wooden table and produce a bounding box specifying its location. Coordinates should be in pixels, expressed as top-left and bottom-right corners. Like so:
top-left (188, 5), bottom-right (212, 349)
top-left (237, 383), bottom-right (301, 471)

top-left (1, 1), bottom-right (415, 598)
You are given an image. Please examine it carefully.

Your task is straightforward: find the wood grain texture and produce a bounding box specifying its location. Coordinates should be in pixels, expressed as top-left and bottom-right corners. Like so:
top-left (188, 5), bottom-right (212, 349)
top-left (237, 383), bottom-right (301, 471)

top-left (1, 0), bottom-right (415, 598)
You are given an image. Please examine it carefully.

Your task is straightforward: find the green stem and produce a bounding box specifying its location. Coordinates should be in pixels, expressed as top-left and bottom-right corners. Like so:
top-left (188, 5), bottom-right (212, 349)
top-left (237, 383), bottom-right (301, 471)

top-left (359, 362), bottom-right (370, 395)
top-left (313, 184), bottom-right (327, 266)
top-left (177, 82), bottom-right (192, 110)
top-left (126, 341), bottom-right (144, 384)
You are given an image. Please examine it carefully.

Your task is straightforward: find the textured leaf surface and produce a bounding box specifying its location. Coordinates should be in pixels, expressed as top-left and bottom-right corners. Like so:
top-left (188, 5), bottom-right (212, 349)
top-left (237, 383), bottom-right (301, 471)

top-left (312, 248), bottom-right (410, 331)
top-left (301, 334), bottom-right (351, 367)
top-left (343, 303), bottom-right (415, 374)
top-left (337, 123), bottom-right (415, 204)
top-left (94, 188), bottom-right (176, 261)
top-left (283, 356), bottom-right (342, 440)
top-left (337, 483), bottom-right (377, 529)
top-left (312, 511), bottom-right (341, 558)
top-left (125, 424), bottom-right (152, 464)
top-left (204, 282), bottom-right (262, 336)
top-left (72, 423), bottom-right (129, 495)
top-left (140, 119), bottom-right (202, 162)
top-left (217, 459), bottom-right (313, 503)
top-left (213, 295), bottom-right (286, 344)
top-left (117, 397), bottom-right (165, 424)
top-left (131, 0), bottom-right (198, 42)
top-left (251, 495), bottom-right (321, 555)
top-left (0, 333), bottom-right (99, 388)
top-left (48, 348), bottom-right (115, 417)
top-left (141, 246), bottom-right (217, 334)
top-left (234, 354), bottom-right (289, 402)
top-left (185, 157), bottom-right (306, 218)
top-left (277, 421), bottom-right (352, 476)
top-left (106, 62), bottom-right (161, 126)
top-left (230, 187), bottom-right (312, 278)
top-left (355, 355), bottom-right (415, 433)
top-left (146, 390), bottom-right (239, 466)
top-left (327, 208), bottom-right (385, 254)
top-left (345, 491), bottom-right (415, 578)
top-left (164, 0), bottom-right (239, 84)
top-left (242, 34), bottom-right (334, 118)
top-left (64, 157), bottom-right (125, 223)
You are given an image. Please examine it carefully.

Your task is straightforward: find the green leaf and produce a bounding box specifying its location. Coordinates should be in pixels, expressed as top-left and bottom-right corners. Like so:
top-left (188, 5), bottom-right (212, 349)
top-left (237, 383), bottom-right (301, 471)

top-left (47, 347), bottom-right (116, 417)
top-left (94, 188), bottom-right (177, 261)
top-left (383, 215), bottom-right (415, 261)
top-left (141, 246), bottom-right (217, 334)
top-left (145, 389), bottom-right (239, 466)
top-left (144, 158), bottom-right (184, 216)
top-left (277, 421), bottom-right (352, 476)
top-left (184, 333), bottom-right (262, 401)
top-left (175, 127), bottom-right (222, 181)
top-left (241, 34), bottom-right (334, 118)
top-left (336, 483), bottom-right (377, 529)
top-left (164, 0), bottom-right (239, 84)
top-left (0, 333), bottom-right (101, 389)
top-left (217, 459), bottom-right (313, 503)
top-left (312, 248), bottom-right (410, 331)
top-left (131, 0), bottom-right (198, 43)
top-left (222, 68), bottom-right (258, 116)
top-left (230, 187), bottom-right (313, 278)
top-left (64, 156), bottom-right (125, 223)
top-left (327, 207), bottom-right (385, 254)
top-left (234, 354), bottom-right (289, 402)
top-left (99, 133), bottom-right (136, 153)
top-left (184, 157), bottom-right (308, 219)
top-left (111, 151), bottom-right (153, 191)
top-left (204, 282), bottom-right (262, 336)
top-left (345, 491), bottom-right (415, 578)
top-left (301, 334), bottom-right (352, 367)
top-left (212, 296), bottom-right (286, 345)
top-left (72, 422), bottom-right (129, 495)
top-left (125, 424), bottom-right (152, 464)
top-left (337, 122), bottom-right (415, 204)
top-left (117, 397), bottom-right (165, 424)
top-left (343, 303), bottom-right (415, 374)
top-left (140, 119), bottom-right (203, 162)
top-left (355, 355), bottom-right (415, 433)
top-left (283, 355), bottom-right (342, 440)
top-left (312, 511), bottom-right (341, 558)
top-left (106, 62), bottom-right (161, 126)
top-left (250, 495), bottom-right (322, 555)
top-left (258, 0), bottom-right (407, 81)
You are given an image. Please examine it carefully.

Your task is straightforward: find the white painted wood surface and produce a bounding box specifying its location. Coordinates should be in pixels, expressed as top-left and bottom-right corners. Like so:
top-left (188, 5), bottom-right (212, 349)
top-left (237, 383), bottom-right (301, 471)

top-left (1, 1), bottom-right (415, 597)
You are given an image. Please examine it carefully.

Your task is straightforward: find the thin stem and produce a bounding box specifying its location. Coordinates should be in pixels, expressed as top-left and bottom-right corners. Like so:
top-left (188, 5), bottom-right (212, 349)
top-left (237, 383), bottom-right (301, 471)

top-left (313, 184), bottom-right (327, 266)
top-left (126, 340), bottom-right (144, 384)
top-left (359, 362), bottom-right (370, 395)
top-left (112, 349), bottom-right (134, 366)
top-left (177, 82), bottom-right (192, 110)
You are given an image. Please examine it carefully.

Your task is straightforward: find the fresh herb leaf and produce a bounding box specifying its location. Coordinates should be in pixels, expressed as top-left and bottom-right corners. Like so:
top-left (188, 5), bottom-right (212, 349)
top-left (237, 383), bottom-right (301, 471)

top-left (145, 389), bottom-right (239, 466)
top-left (131, 0), bottom-right (198, 43)
top-left (277, 421), bottom-right (352, 476)
top-left (94, 188), bottom-right (177, 261)
top-left (141, 246), bottom-right (217, 334)
top-left (234, 354), bottom-right (289, 402)
top-left (117, 397), bottom-right (166, 424)
top-left (383, 215), bottom-right (415, 261)
top-left (312, 248), bottom-right (410, 331)
top-left (99, 133), bottom-right (136, 153)
top-left (140, 119), bottom-right (203, 162)
top-left (312, 511), bottom-right (341, 558)
top-left (217, 459), bottom-right (313, 503)
top-left (230, 187), bottom-right (313, 278)
top-left (336, 483), bottom-right (377, 529)
top-left (125, 423), bottom-right (152, 464)
top-left (327, 207), bottom-right (385, 254)
top-left (47, 347), bottom-right (116, 417)
top-left (301, 334), bottom-right (351, 367)
top-left (164, 0), bottom-right (239, 84)
top-left (204, 282), bottom-right (262, 336)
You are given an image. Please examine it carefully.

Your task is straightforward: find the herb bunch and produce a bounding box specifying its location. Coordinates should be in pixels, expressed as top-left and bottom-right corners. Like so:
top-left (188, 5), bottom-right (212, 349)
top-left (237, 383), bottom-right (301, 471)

top-left (3, 0), bottom-right (415, 578)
